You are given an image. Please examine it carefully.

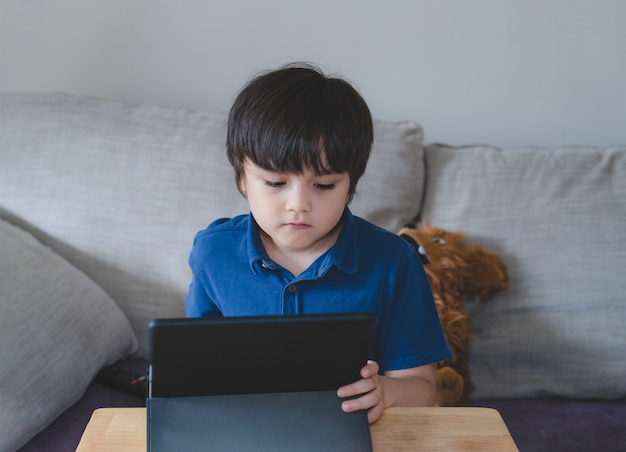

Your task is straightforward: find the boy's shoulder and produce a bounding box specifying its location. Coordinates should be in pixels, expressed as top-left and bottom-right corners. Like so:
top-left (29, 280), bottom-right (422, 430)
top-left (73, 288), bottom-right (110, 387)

top-left (351, 214), bottom-right (414, 253)
top-left (352, 214), bottom-right (388, 233)
top-left (194, 214), bottom-right (249, 242)
top-left (190, 215), bottom-right (249, 262)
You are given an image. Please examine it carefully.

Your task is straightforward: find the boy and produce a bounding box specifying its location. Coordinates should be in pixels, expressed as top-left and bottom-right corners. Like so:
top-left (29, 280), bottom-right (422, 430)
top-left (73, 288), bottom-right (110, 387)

top-left (185, 63), bottom-right (452, 423)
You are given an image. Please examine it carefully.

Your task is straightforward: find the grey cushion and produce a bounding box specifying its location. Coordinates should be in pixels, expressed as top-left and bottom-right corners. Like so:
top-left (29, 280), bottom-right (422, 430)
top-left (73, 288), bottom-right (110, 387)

top-left (0, 218), bottom-right (137, 451)
top-left (0, 92), bottom-right (424, 356)
top-left (421, 144), bottom-right (626, 399)
top-left (351, 120), bottom-right (424, 230)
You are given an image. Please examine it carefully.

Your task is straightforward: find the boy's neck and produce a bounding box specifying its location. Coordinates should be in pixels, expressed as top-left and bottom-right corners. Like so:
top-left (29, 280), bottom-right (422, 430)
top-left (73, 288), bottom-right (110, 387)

top-left (260, 221), bottom-right (343, 277)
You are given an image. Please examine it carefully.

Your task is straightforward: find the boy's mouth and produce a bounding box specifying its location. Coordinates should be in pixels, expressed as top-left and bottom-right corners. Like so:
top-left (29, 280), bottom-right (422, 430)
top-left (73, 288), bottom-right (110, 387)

top-left (286, 222), bottom-right (310, 230)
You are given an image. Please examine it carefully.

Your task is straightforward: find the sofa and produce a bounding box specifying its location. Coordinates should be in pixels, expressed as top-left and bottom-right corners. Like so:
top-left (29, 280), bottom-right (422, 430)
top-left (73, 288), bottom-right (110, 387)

top-left (1, 92), bottom-right (624, 452)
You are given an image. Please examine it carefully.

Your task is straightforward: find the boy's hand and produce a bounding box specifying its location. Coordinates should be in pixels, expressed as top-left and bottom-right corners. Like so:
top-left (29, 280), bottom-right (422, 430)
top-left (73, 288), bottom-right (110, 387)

top-left (337, 361), bottom-right (438, 424)
top-left (337, 360), bottom-right (385, 424)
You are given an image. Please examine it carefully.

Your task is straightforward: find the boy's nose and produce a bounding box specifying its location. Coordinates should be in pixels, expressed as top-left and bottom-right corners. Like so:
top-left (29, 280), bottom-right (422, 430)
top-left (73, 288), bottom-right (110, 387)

top-left (286, 187), bottom-right (312, 212)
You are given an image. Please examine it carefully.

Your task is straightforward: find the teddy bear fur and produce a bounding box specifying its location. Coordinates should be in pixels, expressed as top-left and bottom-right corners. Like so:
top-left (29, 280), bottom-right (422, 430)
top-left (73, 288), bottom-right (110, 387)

top-left (398, 223), bottom-right (509, 406)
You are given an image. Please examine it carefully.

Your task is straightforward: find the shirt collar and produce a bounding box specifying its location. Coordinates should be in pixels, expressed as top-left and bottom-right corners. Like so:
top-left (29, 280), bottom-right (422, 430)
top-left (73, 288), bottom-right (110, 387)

top-left (246, 208), bottom-right (358, 276)
top-left (246, 215), bottom-right (272, 274)
top-left (325, 208), bottom-right (358, 274)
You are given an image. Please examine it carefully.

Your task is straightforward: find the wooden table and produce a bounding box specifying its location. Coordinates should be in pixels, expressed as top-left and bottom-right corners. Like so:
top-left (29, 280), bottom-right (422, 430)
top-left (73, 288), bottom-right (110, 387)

top-left (77, 406), bottom-right (518, 451)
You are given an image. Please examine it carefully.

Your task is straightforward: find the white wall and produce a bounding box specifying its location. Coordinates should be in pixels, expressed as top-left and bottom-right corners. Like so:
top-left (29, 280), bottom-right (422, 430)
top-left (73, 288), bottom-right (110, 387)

top-left (1, 0), bottom-right (624, 147)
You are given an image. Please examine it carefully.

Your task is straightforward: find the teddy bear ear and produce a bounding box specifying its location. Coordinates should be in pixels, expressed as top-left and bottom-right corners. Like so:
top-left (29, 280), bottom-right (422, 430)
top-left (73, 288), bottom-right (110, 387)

top-left (464, 247), bottom-right (509, 302)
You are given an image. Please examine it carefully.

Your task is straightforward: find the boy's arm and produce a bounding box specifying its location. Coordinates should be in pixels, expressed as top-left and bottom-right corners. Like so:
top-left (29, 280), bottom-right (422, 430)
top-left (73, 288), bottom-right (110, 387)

top-left (337, 361), bottom-right (437, 424)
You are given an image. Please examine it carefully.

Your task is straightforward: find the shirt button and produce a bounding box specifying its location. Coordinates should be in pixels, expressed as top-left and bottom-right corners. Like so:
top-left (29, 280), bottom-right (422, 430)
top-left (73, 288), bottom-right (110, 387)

top-left (287, 284), bottom-right (297, 293)
top-left (261, 263), bottom-right (269, 269)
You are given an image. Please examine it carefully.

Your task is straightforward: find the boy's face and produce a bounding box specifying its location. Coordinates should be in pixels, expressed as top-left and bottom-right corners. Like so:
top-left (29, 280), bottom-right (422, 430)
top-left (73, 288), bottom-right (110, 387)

top-left (240, 158), bottom-right (350, 259)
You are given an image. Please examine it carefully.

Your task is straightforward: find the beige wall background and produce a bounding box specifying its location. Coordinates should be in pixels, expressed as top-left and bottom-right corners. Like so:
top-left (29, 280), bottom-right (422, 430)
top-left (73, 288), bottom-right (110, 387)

top-left (1, 0), bottom-right (624, 147)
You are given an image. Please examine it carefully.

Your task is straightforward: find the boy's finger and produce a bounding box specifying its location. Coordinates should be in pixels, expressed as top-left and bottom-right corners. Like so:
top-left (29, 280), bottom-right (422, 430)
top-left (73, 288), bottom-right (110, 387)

top-left (341, 390), bottom-right (378, 413)
top-left (362, 360), bottom-right (379, 378)
top-left (337, 376), bottom-right (376, 398)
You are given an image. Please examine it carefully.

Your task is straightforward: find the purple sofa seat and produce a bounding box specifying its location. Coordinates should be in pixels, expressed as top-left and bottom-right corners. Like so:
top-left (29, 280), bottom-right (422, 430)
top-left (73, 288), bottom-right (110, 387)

top-left (18, 359), bottom-right (147, 452)
top-left (470, 397), bottom-right (626, 452)
top-left (19, 358), bottom-right (626, 452)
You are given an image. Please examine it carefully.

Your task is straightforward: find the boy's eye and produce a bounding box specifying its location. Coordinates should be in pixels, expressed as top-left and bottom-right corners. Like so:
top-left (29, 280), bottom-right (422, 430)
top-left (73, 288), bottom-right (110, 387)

top-left (264, 181), bottom-right (285, 188)
top-left (315, 183), bottom-right (336, 190)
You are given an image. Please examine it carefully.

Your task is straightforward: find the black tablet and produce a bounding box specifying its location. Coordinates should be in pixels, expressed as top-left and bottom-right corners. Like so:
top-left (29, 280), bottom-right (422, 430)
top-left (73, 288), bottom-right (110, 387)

top-left (147, 313), bottom-right (375, 398)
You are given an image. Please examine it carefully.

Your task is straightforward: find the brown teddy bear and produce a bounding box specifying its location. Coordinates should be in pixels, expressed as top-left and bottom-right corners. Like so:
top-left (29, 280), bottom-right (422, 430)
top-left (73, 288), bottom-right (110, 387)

top-left (398, 223), bottom-right (509, 406)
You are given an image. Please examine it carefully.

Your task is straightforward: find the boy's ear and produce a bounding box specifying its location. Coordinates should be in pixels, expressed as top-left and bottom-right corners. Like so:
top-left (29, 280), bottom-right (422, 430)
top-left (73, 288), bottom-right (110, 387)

top-left (237, 178), bottom-right (247, 195)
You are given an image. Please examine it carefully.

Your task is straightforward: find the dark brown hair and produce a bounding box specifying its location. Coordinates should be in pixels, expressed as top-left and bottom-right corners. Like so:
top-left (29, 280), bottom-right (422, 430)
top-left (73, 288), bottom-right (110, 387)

top-left (226, 63), bottom-right (373, 203)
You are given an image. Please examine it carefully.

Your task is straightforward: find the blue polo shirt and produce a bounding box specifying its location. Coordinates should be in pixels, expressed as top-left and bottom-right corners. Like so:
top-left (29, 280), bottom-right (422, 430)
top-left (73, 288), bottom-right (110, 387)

top-left (185, 209), bottom-right (452, 372)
